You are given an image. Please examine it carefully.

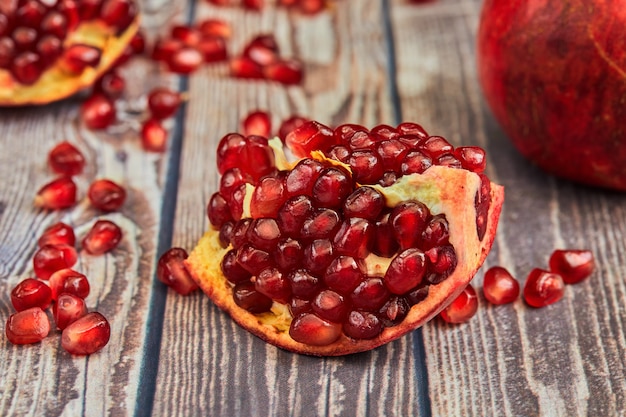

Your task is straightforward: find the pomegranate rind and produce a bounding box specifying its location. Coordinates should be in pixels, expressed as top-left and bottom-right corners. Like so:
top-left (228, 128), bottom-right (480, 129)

top-left (186, 164), bottom-right (504, 356)
top-left (0, 17), bottom-right (140, 107)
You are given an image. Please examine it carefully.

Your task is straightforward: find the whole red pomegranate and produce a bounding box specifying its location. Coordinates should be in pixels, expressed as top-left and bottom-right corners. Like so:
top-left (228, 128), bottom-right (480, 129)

top-left (477, 0), bottom-right (626, 191)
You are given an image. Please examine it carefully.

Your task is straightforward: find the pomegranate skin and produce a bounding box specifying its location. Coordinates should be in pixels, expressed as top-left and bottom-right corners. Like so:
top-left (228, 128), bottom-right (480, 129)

top-left (477, 0), bottom-right (626, 191)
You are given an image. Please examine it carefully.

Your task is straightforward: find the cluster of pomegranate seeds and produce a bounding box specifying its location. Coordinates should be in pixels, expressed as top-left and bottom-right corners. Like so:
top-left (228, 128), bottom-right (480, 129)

top-left (207, 0), bottom-right (327, 14)
top-left (156, 247), bottom-right (199, 295)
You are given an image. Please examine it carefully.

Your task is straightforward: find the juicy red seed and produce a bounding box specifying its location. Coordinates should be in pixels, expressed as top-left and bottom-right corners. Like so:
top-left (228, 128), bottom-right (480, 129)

top-left (243, 0), bottom-right (264, 10)
top-left (286, 268), bottom-right (320, 299)
top-left (523, 268), bottom-right (565, 308)
top-left (285, 158), bottom-right (324, 196)
top-left (425, 245), bottom-right (457, 284)
top-left (247, 218), bottom-right (281, 252)
top-left (344, 130), bottom-right (378, 150)
top-left (343, 186), bottom-right (385, 220)
top-left (401, 150), bottom-right (432, 175)
top-left (11, 278), bottom-right (52, 311)
top-left (82, 219), bottom-right (122, 255)
top-left (323, 256), bottom-right (366, 295)
top-left (219, 221), bottom-right (234, 247)
top-left (61, 312), bottom-right (111, 355)
top-left (548, 249), bottom-right (595, 284)
top-left (334, 124), bottom-right (368, 143)
top-left (312, 290), bottom-right (349, 322)
top-left (379, 296), bottom-right (410, 326)
top-left (289, 297), bottom-right (312, 317)
top-left (226, 184), bottom-right (245, 222)
top-left (278, 115), bottom-right (308, 143)
top-left (54, 293), bottom-right (88, 330)
top-left (49, 268), bottom-right (90, 300)
top-left (34, 177), bottom-right (77, 210)
top-left (221, 249), bottom-right (251, 284)
top-left (167, 47), bottom-right (203, 74)
top-left (12, 26), bottom-right (37, 50)
top-left (440, 284), bottom-right (478, 323)
top-left (233, 281), bottom-right (273, 314)
top-left (312, 167), bottom-right (352, 209)
top-left (421, 136), bottom-right (454, 158)
top-left (5, 307), bottom-right (51, 345)
top-left (255, 267), bottom-right (291, 304)
top-left (332, 217), bottom-right (373, 259)
top-left (171, 25), bottom-right (201, 45)
top-left (455, 146), bottom-right (486, 173)
top-left (38, 222), bottom-right (75, 247)
top-left (301, 209), bottom-right (341, 240)
top-left (230, 219), bottom-right (252, 249)
top-left (48, 141), bottom-right (85, 176)
top-left (289, 313), bottom-right (342, 346)
top-left (239, 135), bottom-right (277, 183)
top-left (421, 214), bottom-right (450, 250)
top-left (88, 179), bottom-right (126, 212)
top-left (141, 118), bottom-right (168, 152)
top-left (17, 1), bottom-right (46, 26)
top-left (379, 171), bottom-right (398, 187)
top-left (37, 35), bottom-right (62, 66)
top-left (198, 18), bottom-right (232, 39)
top-left (148, 88), bottom-right (182, 120)
top-left (78, 0), bottom-right (103, 20)
top-left (100, 0), bottom-right (137, 31)
top-left (299, 0), bottom-right (326, 14)
top-left (157, 247), bottom-right (199, 295)
top-left (277, 195), bottom-right (314, 237)
top-left (207, 192), bottom-right (233, 227)
top-left (327, 145), bottom-right (351, 163)
top-left (242, 110), bottom-right (271, 137)
top-left (351, 277), bottom-right (390, 311)
top-left (33, 244), bottom-right (78, 280)
top-left (197, 37), bottom-right (228, 62)
top-left (264, 59), bottom-right (304, 85)
top-left (152, 38), bottom-right (184, 62)
top-left (407, 285), bottom-right (430, 305)
top-left (376, 139), bottom-right (408, 172)
top-left (219, 168), bottom-right (246, 199)
top-left (437, 154), bottom-right (463, 169)
top-left (397, 122), bottom-right (428, 137)
top-left (62, 44), bottom-right (102, 74)
top-left (243, 34), bottom-right (280, 66)
top-left (81, 94), bottom-right (116, 130)
top-left (230, 56), bottom-right (264, 79)
top-left (390, 201), bottom-right (429, 250)
top-left (217, 133), bottom-right (247, 174)
top-left (371, 124), bottom-right (399, 140)
top-left (94, 71), bottom-right (125, 99)
top-left (11, 52), bottom-right (42, 85)
top-left (384, 248), bottom-right (426, 294)
top-left (475, 173), bottom-right (491, 241)
top-left (302, 239), bottom-right (334, 274)
top-left (285, 121), bottom-right (336, 158)
top-left (343, 310), bottom-right (382, 340)
top-left (347, 150), bottom-right (384, 184)
top-left (273, 238), bottom-right (303, 272)
top-left (0, 37), bottom-right (15, 68)
top-left (372, 211), bottom-right (399, 257)
top-left (398, 133), bottom-right (426, 148)
top-left (250, 175), bottom-right (287, 218)
top-left (483, 266), bottom-right (520, 305)
top-left (236, 244), bottom-right (272, 275)
top-left (129, 30), bottom-right (145, 54)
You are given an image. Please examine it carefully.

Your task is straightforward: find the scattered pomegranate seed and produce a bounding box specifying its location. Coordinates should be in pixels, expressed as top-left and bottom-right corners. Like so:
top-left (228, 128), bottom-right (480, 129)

top-left (11, 278), bottom-right (52, 311)
top-left (171, 25), bottom-right (202, 46)
top-left (523, 268), bottom-right (565, 308)
top-left (38, 222), bottom-right (76, 247)
top-left (61, 44), bottom-right (101, 74)
top-left (88, 179), bottom-right (126, 212)
top-left (264, 59), bottom-right (303, 85)
top-left (82, 219), bottom-right (123, 255)
top-left (439, 284), bottom-right (478, 323)
top-left (147, 87), bottom-right (182, 120)
top-left (5, 307), bottom-right (51, 345)
top-left (198, 19), bottom-right (231, 39)
top-left (81, 94), bottom-right (116, 130)
top-left (157, 248), bottom-right (199, 295)
top-left (243, 0), bottom-right (264, 10)
top-left (299, 0), bottom-right (326, 14)
top-left (95, 71), bottom-right (126, 99)
top-left (141, 118), bottom-right (168, 152)
top-left (278, 115), bottom-right (308, 142)
top-left (197, 36), bottom-right (228, 62)
top-left (548, 249), bottom-right (595, 284)
top-left (166, 47), bottom-right (203, 74)
top-left (61, 312), bottom-right (111, 355)
top-left (482, 266), bottom-right (519, 305)
top-left (152, 38), bottom-right (184, 62)
top-left (48, 268), bottom-right (90, 300)
top-left (33, 244), bottom-right (78, 280)
top-left (34, 176), bottom-right (77, 210)
top-left (53, 293), bottom-right (88, 330)
top-left (242, 110), bottom-right (271, 137)
top-left (243, 34), bottom-right (280, 66)
top-left (230, 56), bottom-right (264, 79)
top-left (48, 141), bottom-right (85, 176)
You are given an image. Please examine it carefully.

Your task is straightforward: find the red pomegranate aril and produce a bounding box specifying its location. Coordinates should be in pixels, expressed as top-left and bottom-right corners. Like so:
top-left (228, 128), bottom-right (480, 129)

top-left (278, 115), bottom-right (308, 143)
top-left (220, 168), bottom-right (246, 200)
top-left (167, 46), bottom-right (203, 74)
top-left (401, 150), bottom-right (432, 175)
top-left (323, 255), bottom-right (365, 295)
top-left (37, 35), bottom-right (62, 67)
top-left (425, 245), bottom-right (458, 284)
top-left (243, 0), bottom-right (264, 10)
top-left (239, 135), bottom-right (277, 183)
top-left (247, 218), bottom-right (281, 252)
top-left (207, 192), bottom-right (233, 227)
top-left (82, 219), bottom-right (122, 255)
top-left (41, 11), bottom-right (68, 39)
top-left (440, 284), bottom-right (478, 323)
top-left (171, 25), bottom-right (201, 46)
top-left (372, 211), bottom-right (399, 257)
top-left (100, 0), bottom-right (136, 31)
top-left (277, 195), bottom-right (315, 237)
top-left (81, 94), bottom-right (116, 130)
top-left (197, 36), bottom-right (228, 62)
top-left (285, 158), bottom-right (324, 196)
top-left (250, 175), bottom-right (287, 218)
top-left (343, 310), bottom-right (382, 339)
top-left (332, 217), bottom-right (373, 259)
top-left (61, 44), bottom-right (102, 74)
top-left (289, 313), bottom-right (342, 346)
top-left (230, 56), bottom-right (264, 79)
top-left (198, 18), bottom-right (231, 39)
top-left (312, 167), bottom-right (352, 209)
top-left (301, 208), bottom-right (340, 240)
top-left (243, 34), bottom-right (279, 66)
top-left (371, 124), bottom-right (399, 140)
top-left (302, 239), bottom-right (334, 274)
top-left (475, 173), bottom-right (492, 241)
top-left (148, 87), bottom-right (182, 120)
top-left (483, 266), bottom-right (519, 305)
top-left (5, 307), bottom-right (50, 345)
top-left (12, 26), bottom-right (37, 50)
top-left (286, 268), bottom-right (319, 299)
top-left (255, 267), bottom-right (291, 304)
top-left (274, 238), bottom-right (303, 272)
top-left (217, 133), bottom-right (247, 174)
top-left (286, 121), bottom-right (336, 158)
top-left (221, 249), bottom-right (251, 284)
top-left (33, 244), bottom-right (78, 280)
top-left (38, 222), bottom-right (76, 247)
top-left (351, 277), bottom-right (390, 311)
top-left (406, 285), bottom-right (430, 305)
top-left (312, 290), bottom-right (349, 322)
top-left (345, 130), bottom-right (379, 150)
top-left (0, 37), bottom-right (15, 68)
top-left (233, 281), bottom-right (273, 314)
top-left (264, 59), bottom-right (304, 85)
top-left (49, 268), bottom-right (90, 300)
top-left (12, 51), bottom-right (42, 84)
top-left (129, 30), bottom-right (145, 54)
top-left (11, 278), bottom-right (52, 311)
top-left (343, 186), bottom-right (385, 221)
top-left (54, 293), bottom-right (87, 330)
top-left (376, 139), bottom-right (408, 172)
top-left (390, 201), bottom-right (429, 250)
top-left (384, 248), bottom-right (426, 295)
top-left (347, 150), bottom-right (384, 184)
top-left (157, 247), bottom-right (199, 295)
top-left (523, 268), bottom-right (565, 308)
top-left (88, 179), bottom-right (126, 212)
top-left (437, 154), bottom-right (463, 169)
top-left (152, 38), bottom-right (184, 62)
top-left (242, 110), bottom-right (271, 137)
top-left (17, 1), bottom-right (46, 27)
top-left (141, 118), bottom-right (168, 152)
top-left (61, 312), bottom-right (111, 355)
top-left (421, 136), bottom-right (454, 158)
top-left (78, 0), bottom-right (103, 20)
top-left (397, 122), bottom-right (428, 138)
top-left (299, 0), bottom-right (326, 14)
top-left (230, 218), bottom-right (252, 249)
top-left (455, 146), bottom-right (486, 173)
top-left (548, 249), bottom-right (595, 284)
top-left (421, 214), bottom-right (450, 250)
top-left (379, 296), bottom-right (410, 326)
top-left (48, 141), bottom-right (85, 176)
top-left (95, 71), bottom-right (125, 99)
top-left (334, 124), bottom-right (367, 143)
top-left (289, 297), bottom-right (312, 317)
top-left (34, 176), bottom-right (77, 210)
top-left (236, 244), bottom-right (273, 275)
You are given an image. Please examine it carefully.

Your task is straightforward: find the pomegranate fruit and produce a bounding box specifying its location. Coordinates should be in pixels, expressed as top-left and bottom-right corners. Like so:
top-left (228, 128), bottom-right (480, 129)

top-left (185, 120), bottom-right (504, 356)
top-left (0, 0), bottom-right (141, 106)
top-left (477, 0), bottom-right (626, 190)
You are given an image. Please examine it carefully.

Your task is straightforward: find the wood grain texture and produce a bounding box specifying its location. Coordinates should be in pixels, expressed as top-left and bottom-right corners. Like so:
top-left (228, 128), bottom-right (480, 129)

top-left (391, 0), bottom-right (626, 416)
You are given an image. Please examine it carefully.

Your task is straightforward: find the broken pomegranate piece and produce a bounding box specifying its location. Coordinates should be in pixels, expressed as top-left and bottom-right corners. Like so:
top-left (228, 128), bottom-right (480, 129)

top-left (185, 120), bottom-right (504, 356)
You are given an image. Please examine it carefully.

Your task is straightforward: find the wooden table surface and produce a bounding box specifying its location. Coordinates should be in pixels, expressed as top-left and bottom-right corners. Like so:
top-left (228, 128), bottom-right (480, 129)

top-left (2, 0), bottom-right (626, 416)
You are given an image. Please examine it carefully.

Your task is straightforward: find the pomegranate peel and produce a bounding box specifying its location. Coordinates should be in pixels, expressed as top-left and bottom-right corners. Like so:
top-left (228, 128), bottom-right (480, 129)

top-left (186, 140), bottom-right (504, 356)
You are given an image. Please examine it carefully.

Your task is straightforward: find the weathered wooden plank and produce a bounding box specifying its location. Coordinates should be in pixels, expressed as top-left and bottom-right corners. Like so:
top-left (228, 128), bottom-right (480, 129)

top-left (0, 1), bottom-right (188, 415)
top-left (390, 0), bottom-right (626, 416)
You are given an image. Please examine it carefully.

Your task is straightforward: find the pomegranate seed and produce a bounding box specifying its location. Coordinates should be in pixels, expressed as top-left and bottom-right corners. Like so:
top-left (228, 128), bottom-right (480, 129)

top-left (37, 35), bottom-right (62, 67)
top-left (78, 0), bottom-right (103, 20)
top-left (483, 266), bottom-right (519, 305)
top-left (233, 281), bottom-right (273, 313)
top-left (33, 244), bottom-right (78, 280)
top-left (343, 310), bottom-right (382, 339)
top-left (95, 71), bottom-right (126, 99)
top-left (38, 222), bottom-right (76, 247)
top-left (48, 141), bottom-right (85, 176)
top-left (53, 293), bottom-right (88, 330)
top-left (247, 218), bottom-right (282, 252)
top-left (289, 298), bottom-right (312, 317)
top-left (17, 1), bottom-right (46, 27)
top-left (198, 19), bottom-right (231, 39)
top-left (48, 268), bottom-right (90, 300)
top-left (207, 192), bottom-right (233, 227)
top-left (219, 167), bottom-right (246, 200)
top-left (242, 110), bottom-right (271, 137)
top-left (440, 284), bottom-right (478, 323)
top-left (152, 38), bottom-right (184, 62)
top-left (12, 27), bottom-right (38, 51)
top-left (61, 312), bottom-right (111, 355)
top-left (277, 195), bottom-right (315, 237)
top-left (376, 139), bottom-right (408, 172)
top-left (11, 52), bottom-right (42, 84)
top-left (147, 87), bottom-right (182, 120)
top-left (197, 36), bottom-right (228, 62)
top-left (425, 245), bottom-right (458, 284)
top-left (351, 277), bottom-right (390, 311)
top-left (401, 150), bottom-right (432, 175)
top-left (264, 59), bottom-right (304, 85)
top-left (285, 120), bottom-right (336, 157)
top-left (171, 25), bottom-right (201, 46)
top-left (372, 211), bottom-right (399, 257)
top-left (221, 249), bottom-right (251, 284)
top-left (217, 133), bottom-right (247, 174)
top-left (81, 94), bottom-right (116, 130)
top-left (100, 0), bottom-right (137, 31)
top-left (88, 179), bottom-right (126, 212)
top-left (300, 208), bottom-right (340, 240)
top-left (299, 0), bottom-right (326, 14)
top-left (421, 214), bottom-right (450, 250)
top-left (11, 278), bottom-right (52, 311)
top-left (157, 247), bottom-right (199, 295)
top-left (61, 44), bottom-right (102, 74)
top-left (230, 56), bottom-right (264, 79)
top-left (289, 313), bottom-right (342, 346)
top-left (243, 34), bottom-right (279, 66)
top-left (334, 123), bottom-right (368, 143)
top-left (421, 136), bottom-right (454, 158)
top-left (129, 30), bottom-right (145, 54)
top-left (548, 249), bottom-right (595, 284)
top-left (284, 158), bottom-right (324, 196)
top-left (302, 239), bottom-right (334, 274)
top-left (278, 115), bottom-right (308, 143)
top-left (238, 135), bottom-right (277, 183)
top-left (455, 146), bottom-right (486, 173)
top-left (323, 255), bottom-right (365, 295)
top-left (34, 177), bottom-right (77, 210)
top-left (332, 217), bottom-right (373, 259)
top-left (166, 47), bottom-right (203, 74)
top-left (236, 244), bottom-right (272, 275)
top-left (312, 167), bottom-right (353, 209)
top-left (82, 219), bottom-right (122, 255)
top-left (347, 150), bottom-right (384, 184)
top-left (389, 201), bottom-right (429, 250)
top-left (0, 37), bottom-right (15, 69)
top-left (255, 267), bottom-right (291, 303)
top-left (345, 130), bottom-right (379, 150)
top-left (371, 124), bottom-right (399, 140)
top-left (312, 289), bottom-right (349, 322)
top-left (274, 238), bottom-right (303, 271)
top-left (379, 296), bottom-right (410, 326)
top-left (5, 307), bottom-right (51, 345)
top-left (523, 268), bottom-right (565, 308)
top-left (140, 118), bottom-right (168, 152)
top-left (243, 0), bottom-right (264, 10)
top-left (384, 248), bottom-right (426, 294)
top-left (286, 268), bottom-right (319, 298)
